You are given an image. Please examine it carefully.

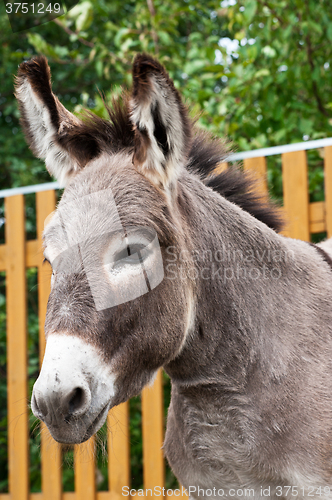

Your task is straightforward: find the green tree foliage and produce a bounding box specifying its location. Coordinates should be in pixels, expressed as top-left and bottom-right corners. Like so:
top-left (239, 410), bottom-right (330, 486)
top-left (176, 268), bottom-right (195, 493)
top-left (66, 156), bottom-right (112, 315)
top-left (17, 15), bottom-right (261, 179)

top-left (216, 0), bottom-right (332, 150)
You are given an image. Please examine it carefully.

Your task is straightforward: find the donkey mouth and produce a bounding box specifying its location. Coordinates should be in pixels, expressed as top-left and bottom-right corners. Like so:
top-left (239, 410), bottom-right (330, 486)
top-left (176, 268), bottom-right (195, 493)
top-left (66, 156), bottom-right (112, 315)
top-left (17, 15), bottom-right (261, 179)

top-left (47, 403), bottom-right (110, 445)
top-left (81, 403), bottom-right (110, 443)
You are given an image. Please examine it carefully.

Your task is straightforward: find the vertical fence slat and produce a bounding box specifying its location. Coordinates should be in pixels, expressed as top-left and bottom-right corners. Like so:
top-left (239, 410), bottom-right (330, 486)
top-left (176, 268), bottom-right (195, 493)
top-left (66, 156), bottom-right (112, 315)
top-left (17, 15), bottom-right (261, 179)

top-left (5, 195), bottom-right (29, 500)
top-left (141, 369), bottom-right (164, 491)
top-left (324, 146), bottom-right (332, 238)
top-left (36, 189), bottom-right (56, 359)
top-left (75, 437), bottom-right (96, 500)
top-left (36, 190), bottom-right (62, 500)
top-left (108, 402), bottom-right (130, 498)
top-left (282, 151), bottom-right (310, 240)
top-left (243, 156), bottom-right (268, 197)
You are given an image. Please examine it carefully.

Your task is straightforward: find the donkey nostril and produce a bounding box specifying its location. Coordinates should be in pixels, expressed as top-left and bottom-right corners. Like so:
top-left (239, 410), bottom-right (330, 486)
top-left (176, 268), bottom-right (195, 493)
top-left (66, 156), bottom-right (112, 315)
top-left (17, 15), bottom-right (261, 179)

top-left (32, 393), bottom-right (39, 412)
top-left (68, 387), bottom-right (85, 415)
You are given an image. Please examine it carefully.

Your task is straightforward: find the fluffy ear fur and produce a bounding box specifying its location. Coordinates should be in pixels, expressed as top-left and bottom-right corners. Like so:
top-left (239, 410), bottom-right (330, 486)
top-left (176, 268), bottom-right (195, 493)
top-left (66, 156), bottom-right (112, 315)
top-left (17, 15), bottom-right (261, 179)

top-left (15, 56), bottom-right (100, 186)
top-left (130, 54), bottom-right (192, 189)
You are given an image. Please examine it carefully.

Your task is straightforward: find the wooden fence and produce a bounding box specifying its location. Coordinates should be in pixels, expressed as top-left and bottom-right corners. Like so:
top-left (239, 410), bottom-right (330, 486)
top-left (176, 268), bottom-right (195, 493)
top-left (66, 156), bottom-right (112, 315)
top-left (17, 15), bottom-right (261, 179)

top-left (0, 141), bottom-right (332, 499)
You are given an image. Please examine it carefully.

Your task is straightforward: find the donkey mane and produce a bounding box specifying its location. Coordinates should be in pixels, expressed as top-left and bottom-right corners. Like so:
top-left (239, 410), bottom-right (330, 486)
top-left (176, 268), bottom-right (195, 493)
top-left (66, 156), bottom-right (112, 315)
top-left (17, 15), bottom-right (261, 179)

top-left (186, 133), bottom-right (284, 232)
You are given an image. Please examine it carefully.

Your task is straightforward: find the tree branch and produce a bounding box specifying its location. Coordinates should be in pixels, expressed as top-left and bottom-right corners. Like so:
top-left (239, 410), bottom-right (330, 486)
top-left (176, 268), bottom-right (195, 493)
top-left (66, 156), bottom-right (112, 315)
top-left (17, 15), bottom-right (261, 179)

top-left (53, 18), bottom-right (94, 48)
top-left (146, 0), bottom-right (159, 54)
top-left (304, 28), bottom-right (329, 117)
top-left (52, 19), bottom-right (125, 64)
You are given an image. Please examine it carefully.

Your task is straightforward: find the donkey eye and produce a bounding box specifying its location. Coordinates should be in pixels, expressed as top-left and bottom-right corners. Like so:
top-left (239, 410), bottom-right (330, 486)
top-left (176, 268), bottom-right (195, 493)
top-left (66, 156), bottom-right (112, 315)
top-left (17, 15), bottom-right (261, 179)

top-left (103, 228), bottom-right (157, 274)
top-left (113, 243), bottom-right (147, 265)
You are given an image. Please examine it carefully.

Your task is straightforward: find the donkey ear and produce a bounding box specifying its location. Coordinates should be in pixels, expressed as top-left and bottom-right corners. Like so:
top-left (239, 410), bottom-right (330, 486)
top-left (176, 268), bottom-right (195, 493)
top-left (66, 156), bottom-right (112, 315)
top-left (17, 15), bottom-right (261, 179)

top-left (130, 54), bottom-right (192, 189)
top-left (15, 56), bottom-right (100, 186)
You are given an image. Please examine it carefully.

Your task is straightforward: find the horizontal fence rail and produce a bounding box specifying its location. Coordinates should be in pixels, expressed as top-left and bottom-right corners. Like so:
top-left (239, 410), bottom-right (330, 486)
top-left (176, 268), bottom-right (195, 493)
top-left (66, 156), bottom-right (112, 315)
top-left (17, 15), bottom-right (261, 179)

top-left (1, 137), bottom-right (332, 199)
top-left (0, 139), bottom-right (332, 499)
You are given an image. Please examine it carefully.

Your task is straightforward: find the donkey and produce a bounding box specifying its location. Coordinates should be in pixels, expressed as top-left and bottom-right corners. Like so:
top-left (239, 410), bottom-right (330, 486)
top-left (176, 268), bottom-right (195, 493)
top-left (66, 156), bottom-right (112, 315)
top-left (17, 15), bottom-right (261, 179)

top-left (16, 54), bottom-right (332, 499)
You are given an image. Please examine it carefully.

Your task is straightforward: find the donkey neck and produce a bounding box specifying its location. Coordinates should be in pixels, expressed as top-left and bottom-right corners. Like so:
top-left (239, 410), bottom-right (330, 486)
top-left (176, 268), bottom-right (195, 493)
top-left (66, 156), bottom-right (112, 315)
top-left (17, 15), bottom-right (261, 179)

top-left (164, 173), bottom-right (293, 390)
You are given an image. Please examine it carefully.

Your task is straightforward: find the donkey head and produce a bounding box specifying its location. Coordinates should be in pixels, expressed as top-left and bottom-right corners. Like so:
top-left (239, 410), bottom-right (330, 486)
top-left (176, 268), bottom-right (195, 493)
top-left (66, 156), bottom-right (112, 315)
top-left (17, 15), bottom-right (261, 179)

top-left (16, 55), bottom-right (195, 444)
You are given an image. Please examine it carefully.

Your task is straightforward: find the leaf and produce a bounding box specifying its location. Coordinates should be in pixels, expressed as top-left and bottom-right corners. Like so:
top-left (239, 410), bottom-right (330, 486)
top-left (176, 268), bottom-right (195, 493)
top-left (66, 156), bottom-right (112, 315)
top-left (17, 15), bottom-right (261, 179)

top-left (89, 48), bottom-right (97, 61)
top-left (184, 59), bottom-right (206, 75)
top-left (26, 33), bottom-right (48, 54)
top-left (262, 46), bottom-right (276, 58)
top-left (75, 2), bottom-right (93, 32)
top-left (204, 65), bottom-right (225, 73)
top-left (95, 60), bottom-right (103, 78)
top-left (244, 0), bottom-right (257, 23)
top-left (307, 20), bottom-right (323, 35)
top-left (235, 30), bottom-right (245, 41)
top-left (299, 118), bottom-right (314, 135)
top-left (327, 23), bottom-right (332, 42)
top-left (114, 27), bottom-right (130, 47)
top-left (255, 69), bottom-right (270, 79)
top-left (158, 31), bottom-right (172, 45)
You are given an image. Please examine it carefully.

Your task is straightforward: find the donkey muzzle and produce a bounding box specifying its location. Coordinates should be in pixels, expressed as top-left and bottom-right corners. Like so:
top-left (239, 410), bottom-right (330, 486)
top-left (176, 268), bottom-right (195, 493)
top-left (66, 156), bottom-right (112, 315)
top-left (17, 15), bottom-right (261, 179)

top-left (31, 333), bottom-right (116, 444)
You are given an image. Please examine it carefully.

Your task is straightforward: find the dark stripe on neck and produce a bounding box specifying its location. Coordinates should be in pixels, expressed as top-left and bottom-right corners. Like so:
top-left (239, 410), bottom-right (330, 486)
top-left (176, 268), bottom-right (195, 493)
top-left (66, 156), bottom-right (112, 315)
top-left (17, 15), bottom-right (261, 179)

top-left (308, 242), bottom-right (332, 271)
